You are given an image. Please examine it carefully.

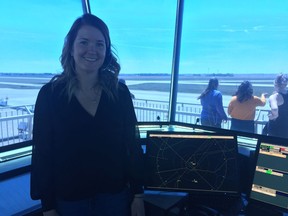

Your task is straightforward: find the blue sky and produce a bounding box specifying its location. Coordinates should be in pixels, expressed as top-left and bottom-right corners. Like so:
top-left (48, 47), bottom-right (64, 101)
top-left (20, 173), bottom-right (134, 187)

top-left (0, 0), bottom-right (288, 75)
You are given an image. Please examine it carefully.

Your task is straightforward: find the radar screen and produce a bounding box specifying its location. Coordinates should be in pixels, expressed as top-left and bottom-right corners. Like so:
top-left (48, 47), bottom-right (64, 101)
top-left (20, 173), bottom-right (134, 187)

top-left (145, 131), bottom-right (239, 195)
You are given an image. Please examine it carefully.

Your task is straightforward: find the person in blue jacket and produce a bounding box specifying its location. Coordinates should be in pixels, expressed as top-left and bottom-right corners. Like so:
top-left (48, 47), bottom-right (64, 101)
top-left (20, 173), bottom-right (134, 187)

top-left (198, 77), bottom-right (228, 128)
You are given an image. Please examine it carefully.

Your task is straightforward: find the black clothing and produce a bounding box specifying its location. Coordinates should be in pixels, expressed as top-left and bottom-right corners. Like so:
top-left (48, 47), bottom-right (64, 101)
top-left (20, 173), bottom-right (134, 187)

top-left (268, 92), bottom-right (288, 138)
top-left (230, 118), bottom-right (254, 133)
top-left (30, 82), bottom-right (144, 211)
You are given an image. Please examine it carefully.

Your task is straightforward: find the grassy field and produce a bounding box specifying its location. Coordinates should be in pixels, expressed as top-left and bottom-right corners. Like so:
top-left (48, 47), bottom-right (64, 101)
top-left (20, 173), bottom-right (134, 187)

top-left (128, 83), bottom-right (274, 96)
top-left (0, 73), bottom-right (278, 96)
top-left (120, 73), bottom-right (277, 81)
top-left (123, 73), bottom-right (277, 96)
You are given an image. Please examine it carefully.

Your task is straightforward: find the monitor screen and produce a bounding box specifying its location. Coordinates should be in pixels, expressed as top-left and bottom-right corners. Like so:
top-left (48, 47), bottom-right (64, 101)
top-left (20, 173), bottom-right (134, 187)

top-left (145, 131), bottom-right (240, 196)
top-left (248, 137), bottom-right (288, 212)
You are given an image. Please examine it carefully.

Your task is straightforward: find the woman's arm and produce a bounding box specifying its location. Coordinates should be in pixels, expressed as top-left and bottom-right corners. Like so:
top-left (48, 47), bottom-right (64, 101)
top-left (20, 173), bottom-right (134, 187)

top-left (30, 84), bottom-right (56, 212)
top-left (43, 209), bottom-right (60, 216)
top-left (227, 97), bottom-right (235, 116)
top-left (119, 83), bottom-right (145, 215)
top-left (268, 93), bottom-right (283, 120)
top-left (131, 196), bottom-right (145, 216)
top-left (255, 93), bottom-right (267, 106)
top-left (215, 93), bottom-right (227, 121)
top-left (120, 83), bottom-right (145, 184)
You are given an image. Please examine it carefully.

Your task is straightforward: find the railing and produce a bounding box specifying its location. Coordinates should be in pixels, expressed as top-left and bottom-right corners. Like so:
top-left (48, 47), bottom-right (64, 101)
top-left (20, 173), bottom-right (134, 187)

top-left (0, 100), bottom-right (269, 147)
top-left (134, 99), bottom-right (269, 134)
top-left (0, 105), bottom-right (34, 147)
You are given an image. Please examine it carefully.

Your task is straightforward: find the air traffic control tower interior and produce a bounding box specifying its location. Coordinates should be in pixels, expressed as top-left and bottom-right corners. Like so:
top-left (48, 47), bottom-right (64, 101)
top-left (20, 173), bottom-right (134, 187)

top-left (1, 0), bottom-right (288, 215)
top-left (2, 121), bottom-right (288, 215)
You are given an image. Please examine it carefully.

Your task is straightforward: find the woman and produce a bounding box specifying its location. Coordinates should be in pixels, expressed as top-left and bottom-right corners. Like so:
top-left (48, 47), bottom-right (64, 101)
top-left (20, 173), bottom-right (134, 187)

top-left (30, 14), bottom-right (145, 216)
top-left (198, 78), bottom-right (227, 128)
top-left (228, 81), bottom-right (267, 133)
top-left (267, 74), bottom-right (288, 138)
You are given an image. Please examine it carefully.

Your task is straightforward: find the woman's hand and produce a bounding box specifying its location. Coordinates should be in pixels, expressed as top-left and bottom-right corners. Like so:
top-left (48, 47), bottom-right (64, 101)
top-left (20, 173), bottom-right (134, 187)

top-left (43, 209), bottom-right (60, 216)
top-left (131, 197), bottom-right (145, 216)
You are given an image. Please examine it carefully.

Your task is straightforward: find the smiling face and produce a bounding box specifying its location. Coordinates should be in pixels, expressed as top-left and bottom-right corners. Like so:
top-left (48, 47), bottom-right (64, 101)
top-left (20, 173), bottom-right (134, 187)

top-left (71, 25), bottom-right (106, 77)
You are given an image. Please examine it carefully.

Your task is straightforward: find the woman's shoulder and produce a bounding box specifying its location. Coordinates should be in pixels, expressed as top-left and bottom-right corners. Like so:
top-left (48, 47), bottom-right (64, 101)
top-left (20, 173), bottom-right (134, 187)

top-left (117, 82), bottom-right (130, 97)
top-left (213, 90), bottom-right (223, 96)
top-left (39, 81), bottom-right (66, 99)
top-left (252, 95), bottom-right (263, 100)
top-left (269, 92), bottom-right (278, 100)
top-left (38, 82), bottom-right (53, 97)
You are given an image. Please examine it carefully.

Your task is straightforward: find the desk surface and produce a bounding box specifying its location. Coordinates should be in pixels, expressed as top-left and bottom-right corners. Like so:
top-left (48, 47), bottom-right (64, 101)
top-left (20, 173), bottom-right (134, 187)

top-left (0, 172), bottom-right (40, 216)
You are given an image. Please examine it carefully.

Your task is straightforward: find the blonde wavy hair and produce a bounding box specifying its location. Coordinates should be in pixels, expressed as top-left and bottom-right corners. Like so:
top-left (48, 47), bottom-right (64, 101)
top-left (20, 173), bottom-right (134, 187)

top-left (51, 13), bottom-right (120, 101)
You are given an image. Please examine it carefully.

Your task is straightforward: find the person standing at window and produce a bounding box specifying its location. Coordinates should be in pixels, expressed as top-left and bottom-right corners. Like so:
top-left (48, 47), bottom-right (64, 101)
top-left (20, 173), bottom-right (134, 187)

top-left (267, 74), bottom-right (288, 138)
top-left (30, 14), bottom-right (145, 216)
top-left (198, 77), bottom-right (227, 128)
top-left (228, 81), bottom-right (267, 133)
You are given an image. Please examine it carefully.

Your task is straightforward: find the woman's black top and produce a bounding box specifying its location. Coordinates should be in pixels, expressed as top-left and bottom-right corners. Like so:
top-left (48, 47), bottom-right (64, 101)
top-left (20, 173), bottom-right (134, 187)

top-left (30, 82), bottom-right (144, 211)
top-left (268, 92), bottom-right (288, 138)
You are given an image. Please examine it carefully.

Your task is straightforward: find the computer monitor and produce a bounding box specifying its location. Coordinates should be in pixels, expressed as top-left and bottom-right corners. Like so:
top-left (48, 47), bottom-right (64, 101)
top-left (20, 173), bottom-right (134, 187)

top-left (145, 131), bottom-right (240, 197)
top-left (247, 136), bottom-right (288, 214)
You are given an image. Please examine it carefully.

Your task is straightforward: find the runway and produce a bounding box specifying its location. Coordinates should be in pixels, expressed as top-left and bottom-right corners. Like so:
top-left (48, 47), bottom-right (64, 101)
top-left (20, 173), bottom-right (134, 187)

top-left (0, 75), bottom-right (273, 109)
